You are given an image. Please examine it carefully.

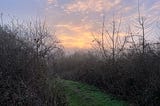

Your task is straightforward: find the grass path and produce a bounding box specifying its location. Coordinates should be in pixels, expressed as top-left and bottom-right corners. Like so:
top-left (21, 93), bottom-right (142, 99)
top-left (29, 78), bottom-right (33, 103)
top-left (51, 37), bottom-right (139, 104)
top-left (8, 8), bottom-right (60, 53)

top-left (62, 80), bottom-right (128, 106)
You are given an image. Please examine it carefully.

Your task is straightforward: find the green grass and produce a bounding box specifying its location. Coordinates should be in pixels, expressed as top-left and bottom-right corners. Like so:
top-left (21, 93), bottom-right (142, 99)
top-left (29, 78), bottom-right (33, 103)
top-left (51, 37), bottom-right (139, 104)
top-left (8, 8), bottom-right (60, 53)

top-left (62, 80), bottom-right (128, 106)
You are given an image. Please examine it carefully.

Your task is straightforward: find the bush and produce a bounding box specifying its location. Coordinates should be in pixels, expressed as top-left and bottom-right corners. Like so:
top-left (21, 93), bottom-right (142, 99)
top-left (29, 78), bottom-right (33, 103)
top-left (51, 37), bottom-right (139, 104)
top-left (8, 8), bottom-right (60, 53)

top-left (0, 24), bottom-right (67, 106)
top-left (56, 49), bottom-right (160, 106)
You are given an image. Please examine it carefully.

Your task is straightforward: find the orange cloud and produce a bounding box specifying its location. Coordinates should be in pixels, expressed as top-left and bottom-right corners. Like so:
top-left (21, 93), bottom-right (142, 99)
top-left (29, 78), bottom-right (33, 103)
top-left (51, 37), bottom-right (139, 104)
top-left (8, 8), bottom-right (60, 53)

top-left (56, 22), bottom-right (128, 50)
top-left (58, 32), bottom-right (93, 49)
top-left (55, 23), bottom-right (94, 49)
top-left (56, 23), bottom-right (93, 32)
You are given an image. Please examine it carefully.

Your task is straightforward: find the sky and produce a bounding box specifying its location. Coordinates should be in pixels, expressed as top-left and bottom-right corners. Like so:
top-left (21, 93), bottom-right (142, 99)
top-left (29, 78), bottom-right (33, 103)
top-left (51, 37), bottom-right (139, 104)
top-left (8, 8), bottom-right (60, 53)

top-left (0, 0), bottom-right (160, 52)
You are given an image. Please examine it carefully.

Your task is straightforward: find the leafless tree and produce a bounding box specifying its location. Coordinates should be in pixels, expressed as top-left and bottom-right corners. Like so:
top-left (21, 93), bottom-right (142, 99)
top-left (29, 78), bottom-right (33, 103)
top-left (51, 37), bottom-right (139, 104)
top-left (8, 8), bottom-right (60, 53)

top-left (93, 15), bottom-right (127, 66)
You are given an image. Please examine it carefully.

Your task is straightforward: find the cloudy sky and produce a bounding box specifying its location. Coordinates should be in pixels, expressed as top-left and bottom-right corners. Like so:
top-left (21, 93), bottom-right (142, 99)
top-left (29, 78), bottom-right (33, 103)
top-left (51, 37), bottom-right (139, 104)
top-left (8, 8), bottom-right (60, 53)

top-left (0, 0), bottom-right (160, 51)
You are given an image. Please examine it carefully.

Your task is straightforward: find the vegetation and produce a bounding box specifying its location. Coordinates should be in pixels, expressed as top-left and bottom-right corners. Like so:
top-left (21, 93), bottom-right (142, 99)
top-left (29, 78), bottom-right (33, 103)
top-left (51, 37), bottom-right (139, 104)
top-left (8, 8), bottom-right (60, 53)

top-left (54, 10), bottom-right (160, 105)
top-left (1, 1), bottom-right (160, 105)
top-left (62, 80), bottom-right (127, 106)
top-left (0, 21), bottom-right (67, 106)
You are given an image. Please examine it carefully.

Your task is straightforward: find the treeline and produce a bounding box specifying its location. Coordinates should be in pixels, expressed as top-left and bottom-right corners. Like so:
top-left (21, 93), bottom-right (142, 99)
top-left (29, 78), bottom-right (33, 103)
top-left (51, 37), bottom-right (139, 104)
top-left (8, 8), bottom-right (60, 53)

top-left (55, 15), bottom-right (160, 106)
top-left (56, 47), bottom-right (160, 105)
top-left (0, 21), bottom-right (67, 106)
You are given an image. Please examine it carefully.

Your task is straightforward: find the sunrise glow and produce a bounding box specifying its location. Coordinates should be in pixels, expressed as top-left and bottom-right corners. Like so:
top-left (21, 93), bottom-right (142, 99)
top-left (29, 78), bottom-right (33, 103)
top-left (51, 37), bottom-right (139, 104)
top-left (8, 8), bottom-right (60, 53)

top-left (1, 0), bottom-right (160, 50)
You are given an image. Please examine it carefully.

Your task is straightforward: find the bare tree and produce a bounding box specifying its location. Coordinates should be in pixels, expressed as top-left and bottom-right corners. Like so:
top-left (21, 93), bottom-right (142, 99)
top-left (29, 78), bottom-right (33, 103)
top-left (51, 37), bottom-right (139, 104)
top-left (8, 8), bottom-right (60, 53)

top-left (93, 15), bottom-right (127, 66)
top-left (138, 0), bottom-right (146, 55)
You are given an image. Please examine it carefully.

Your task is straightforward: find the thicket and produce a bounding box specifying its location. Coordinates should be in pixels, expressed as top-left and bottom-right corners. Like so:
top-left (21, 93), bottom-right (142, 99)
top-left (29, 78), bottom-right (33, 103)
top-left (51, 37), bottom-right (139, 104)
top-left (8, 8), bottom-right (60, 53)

top-left (0, 21), bottom-right (67, 106)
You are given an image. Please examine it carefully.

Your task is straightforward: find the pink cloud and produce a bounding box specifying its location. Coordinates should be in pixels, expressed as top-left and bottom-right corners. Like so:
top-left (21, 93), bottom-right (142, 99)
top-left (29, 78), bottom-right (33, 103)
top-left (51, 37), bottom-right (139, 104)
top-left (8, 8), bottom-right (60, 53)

top-left (65, 0), bottom-right (121, 13)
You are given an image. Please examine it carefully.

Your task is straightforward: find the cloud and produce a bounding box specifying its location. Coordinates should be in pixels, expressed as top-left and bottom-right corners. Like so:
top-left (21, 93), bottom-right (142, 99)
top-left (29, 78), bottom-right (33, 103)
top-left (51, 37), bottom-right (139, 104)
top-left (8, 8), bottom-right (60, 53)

top-left (59, 33), bottom-right (92, 49)
top-left (149, 1), bottom-right (160, 16)
top-left (47, 0), bottom-right (56, 4)
top-left (45, 0), bottom-right (160, 50)
top-left (56, 23), bottom-right (93, 33)
top-left (46, 0), bottom-right (58, 8)
top-left (65, 0), bottom-right (103, 13)
top-left (65, 0), bottom-right (121, 13)
top-left (56, 23), bottom-right (93, 49)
